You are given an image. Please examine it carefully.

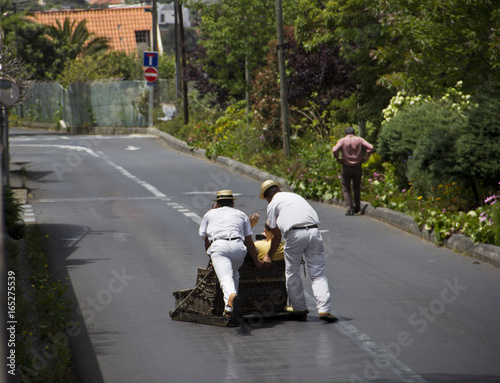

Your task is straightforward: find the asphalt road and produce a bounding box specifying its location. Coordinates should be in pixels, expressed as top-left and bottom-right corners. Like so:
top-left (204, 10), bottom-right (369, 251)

top-left (9, 128), bottom-right (500, 383)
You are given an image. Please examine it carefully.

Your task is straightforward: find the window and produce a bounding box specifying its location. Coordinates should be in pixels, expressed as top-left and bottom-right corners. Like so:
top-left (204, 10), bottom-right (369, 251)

top-left (135, 30), bottom-right (149, 44)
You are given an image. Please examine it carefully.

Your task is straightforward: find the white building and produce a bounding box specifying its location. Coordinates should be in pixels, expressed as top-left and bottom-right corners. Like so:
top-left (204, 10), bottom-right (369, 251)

top-left (158, 4), bottom-right (191, 28)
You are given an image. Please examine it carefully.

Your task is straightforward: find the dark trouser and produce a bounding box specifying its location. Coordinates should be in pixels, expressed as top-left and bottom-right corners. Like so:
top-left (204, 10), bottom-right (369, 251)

top-left (341, 164), bottom-right (362, 212)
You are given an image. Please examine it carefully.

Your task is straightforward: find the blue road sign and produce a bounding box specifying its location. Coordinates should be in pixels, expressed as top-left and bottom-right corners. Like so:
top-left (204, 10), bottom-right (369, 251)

top-left (143, 51), bottom-right (159, 67)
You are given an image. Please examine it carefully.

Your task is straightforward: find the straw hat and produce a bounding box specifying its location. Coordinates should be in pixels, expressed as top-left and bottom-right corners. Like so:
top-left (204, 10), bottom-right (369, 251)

top-left (213, 190), bottom-right (237, 201)
top-left (259, 180), bottom-right (281, 199)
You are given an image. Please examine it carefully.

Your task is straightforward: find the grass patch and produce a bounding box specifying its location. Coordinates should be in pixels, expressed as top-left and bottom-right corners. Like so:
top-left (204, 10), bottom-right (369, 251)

top-left (6, 224), bottom-right (78, 383)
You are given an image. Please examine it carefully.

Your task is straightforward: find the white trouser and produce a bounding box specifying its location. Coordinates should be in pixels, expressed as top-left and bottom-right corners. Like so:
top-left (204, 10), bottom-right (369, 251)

top-left (284, 228), bottom-right (332, 313)
top-left (208, 239), bottom-right (247, 312)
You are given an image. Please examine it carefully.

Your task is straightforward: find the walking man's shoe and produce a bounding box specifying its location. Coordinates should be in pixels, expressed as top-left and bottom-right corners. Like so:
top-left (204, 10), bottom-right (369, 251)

top-left (319, 312), bottom-right (338, 323)
top-left (345, 210), bottom-right (354, 216)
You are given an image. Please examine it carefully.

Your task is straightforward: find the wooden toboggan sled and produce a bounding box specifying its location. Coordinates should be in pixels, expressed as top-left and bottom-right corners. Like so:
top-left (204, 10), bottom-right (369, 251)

top-left (169, 259), bottom-right (296, 326)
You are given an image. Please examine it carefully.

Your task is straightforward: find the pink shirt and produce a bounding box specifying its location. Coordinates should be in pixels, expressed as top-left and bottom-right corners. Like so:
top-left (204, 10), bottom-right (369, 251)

top-left (332, 134), bottom-right (374, 166)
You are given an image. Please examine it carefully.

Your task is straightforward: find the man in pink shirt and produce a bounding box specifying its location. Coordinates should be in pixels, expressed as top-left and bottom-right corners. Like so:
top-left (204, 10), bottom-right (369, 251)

top-left (332, 126), bottom-right (374, 215)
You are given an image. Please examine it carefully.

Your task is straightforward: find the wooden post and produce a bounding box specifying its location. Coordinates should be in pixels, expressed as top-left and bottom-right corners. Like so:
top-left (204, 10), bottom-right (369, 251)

top-left (275, 0), bottom-right (290, 158)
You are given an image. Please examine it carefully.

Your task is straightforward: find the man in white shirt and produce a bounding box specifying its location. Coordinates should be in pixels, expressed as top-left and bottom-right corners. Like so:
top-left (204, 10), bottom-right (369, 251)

top-left (259, 180), bottom-right (337, 323)
top-left (199, 190), bottom-right (262, 325)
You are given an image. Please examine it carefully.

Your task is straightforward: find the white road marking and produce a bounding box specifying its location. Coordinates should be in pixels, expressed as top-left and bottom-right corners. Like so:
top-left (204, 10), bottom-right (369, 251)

top-left (334, 320), bottom-right (426, 382)
top-left (10, 134), bottom-right (150, 142)
top-left (10, 136), bottom-right (70, 141)
top-left (32, 196), bottom-right (164, 203)
top-left (21, 204), bottom-right (36, 223)
top-left (17, 142), bottom-right (204, 226)
top-left (12, 144), bottom-right (99, 157)
top-left (305, 291), bottom-right (426, 383)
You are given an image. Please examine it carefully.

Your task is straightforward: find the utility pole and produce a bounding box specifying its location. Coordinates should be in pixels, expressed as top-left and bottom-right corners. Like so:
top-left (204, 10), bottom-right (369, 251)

top-left (0, 108), bottom-right (6, 187)
top-left (175, 0), bottom-right (188, 124)
top-left (0, 77), bottom-right (20, 187)
top-left (174, 1), bottom-right (181, 101)
top-left (152, 0), bottom-right (160, 109)
top-left (275, 0), bottom-right (290, 158)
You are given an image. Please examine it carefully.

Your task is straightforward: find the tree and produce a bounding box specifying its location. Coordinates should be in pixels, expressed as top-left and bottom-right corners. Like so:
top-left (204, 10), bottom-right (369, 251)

top-left (295, 0), bottom-right (500, 132)
top-left (184, 44), bottom-right (231, 107)
top-left (188, 0), bottom-right (277, 103)
top-left (455, 91), bottom-right (500, 196)
top-left (16, 18), bottom-right (109, 80)
top-left (158, 53), bottom-right (175, 80)
top-left (372, 0), bottom-right (500, 95)
top-left (0, 0), bottom-right (29, 48)
top-left (295, 0), bottom-right (394, 131)
top-left (46, 18), bottom-right (109, 59)
top-left (252, 27), bottom-right (356, 144)
top-left (15, 22), bottom-right (58, 80)
top-left (56, 51), bottom-right (143, 87)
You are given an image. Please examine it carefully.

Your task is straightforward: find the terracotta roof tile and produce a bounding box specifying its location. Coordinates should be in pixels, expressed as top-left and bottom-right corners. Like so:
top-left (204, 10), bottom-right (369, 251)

top-left (29, 7), bottom-right (153, 54)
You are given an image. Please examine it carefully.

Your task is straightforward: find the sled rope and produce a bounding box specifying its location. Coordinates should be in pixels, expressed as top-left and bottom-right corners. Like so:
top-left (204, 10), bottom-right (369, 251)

top-left (171, 266), bottom-right (214, 315)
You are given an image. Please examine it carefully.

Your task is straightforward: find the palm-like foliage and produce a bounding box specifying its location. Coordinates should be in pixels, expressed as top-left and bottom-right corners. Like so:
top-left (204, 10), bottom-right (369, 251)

top-left (46, 18), bottom-right (109, 60)
top-left (15, 17), bottom-right (110, 80)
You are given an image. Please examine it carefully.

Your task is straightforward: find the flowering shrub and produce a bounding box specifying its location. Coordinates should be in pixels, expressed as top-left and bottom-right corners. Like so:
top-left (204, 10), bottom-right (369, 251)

top-left (360, 160), bottom-right (499, 246)
top-left (163, 98), bottom-right (499, 248)
top-left (382, 81), bottom-right (478, 122)
top-left (413, 186), bottom-right (499, 246)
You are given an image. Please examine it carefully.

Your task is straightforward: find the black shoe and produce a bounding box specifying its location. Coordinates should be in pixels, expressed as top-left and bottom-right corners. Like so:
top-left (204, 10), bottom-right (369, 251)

top-left (222, 310), bottom-right (232, 322)
top-left (286, 307), bottom-right (309, 322)
top-left (354, 208), bottom-right (361, 214)
top-left (345, 210), bottom-right (354, 216)
top-left (231, 295), bottom-right (243, 324)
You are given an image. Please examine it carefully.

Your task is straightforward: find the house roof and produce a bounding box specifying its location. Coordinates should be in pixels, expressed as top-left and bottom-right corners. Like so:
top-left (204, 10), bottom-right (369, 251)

top-left (89, 0), bottom-right (125, 5)
top-left (29, 7), bottom-right (154, 54)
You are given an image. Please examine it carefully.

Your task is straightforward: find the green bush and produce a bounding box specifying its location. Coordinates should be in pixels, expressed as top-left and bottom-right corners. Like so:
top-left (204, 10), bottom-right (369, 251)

top-left (492, 201), bottom-right (500, 247)
top-left (164, 95), bottom-right (499, 247)
top-left (455, 92), bottom-right (500, 190)
top-left (57, 51), bottom-right (143, 87)
top-left (377, 99), bottom-right (468, 188)
top-left (3, 187), bottom-right (24, 239)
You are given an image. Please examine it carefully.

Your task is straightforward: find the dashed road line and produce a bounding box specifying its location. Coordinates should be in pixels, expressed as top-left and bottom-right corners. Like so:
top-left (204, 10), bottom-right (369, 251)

top-left (21, 204), bottom-right (36, 224)
top-left (15, 142), bottom-right (203, 226)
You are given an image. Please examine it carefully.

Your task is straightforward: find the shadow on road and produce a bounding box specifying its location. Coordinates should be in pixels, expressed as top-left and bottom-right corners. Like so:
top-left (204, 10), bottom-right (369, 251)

top-left (39, 223), bottom-right (108, 383)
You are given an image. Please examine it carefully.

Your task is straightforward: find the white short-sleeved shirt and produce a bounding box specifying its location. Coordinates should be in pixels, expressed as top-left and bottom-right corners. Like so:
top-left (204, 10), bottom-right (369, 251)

top-left (267, 192), bottom-right (319, 234)
top-left (199, 206), bottom-right (253, 241)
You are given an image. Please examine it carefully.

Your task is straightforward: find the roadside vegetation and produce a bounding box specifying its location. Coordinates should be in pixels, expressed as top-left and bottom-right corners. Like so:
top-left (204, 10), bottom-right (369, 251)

top-left (1, 0), bottom-right (499, 253)
top-left (157, 82), bottom-right (500, 248)
top-left (2, 1), bottom-right (496, 381)
top-left (153, 0), bottom-right (500, 248)
top-left (4, 190), bottom-right (77, 382)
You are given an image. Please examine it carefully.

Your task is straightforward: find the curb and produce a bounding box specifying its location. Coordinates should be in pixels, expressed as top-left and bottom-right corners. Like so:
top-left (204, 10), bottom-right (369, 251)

top-left (150, 128), bottom-right (500, 269)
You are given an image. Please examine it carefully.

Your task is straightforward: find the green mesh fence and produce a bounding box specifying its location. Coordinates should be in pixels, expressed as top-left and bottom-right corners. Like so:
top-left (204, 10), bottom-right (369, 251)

top-left (16, 79), bottom-right (176, 128)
